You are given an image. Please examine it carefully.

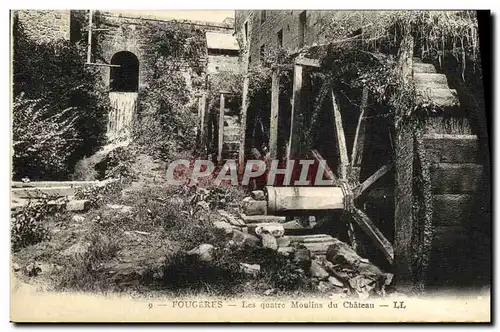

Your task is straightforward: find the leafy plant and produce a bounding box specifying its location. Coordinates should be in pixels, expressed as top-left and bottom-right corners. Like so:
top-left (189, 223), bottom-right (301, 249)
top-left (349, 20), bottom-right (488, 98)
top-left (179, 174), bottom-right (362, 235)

top-left (12, 16), bottom-right (110, 180)
top-left (133, 20), bottom-right (206, 161)
top-left (11, 194), bottom-right (63, 251)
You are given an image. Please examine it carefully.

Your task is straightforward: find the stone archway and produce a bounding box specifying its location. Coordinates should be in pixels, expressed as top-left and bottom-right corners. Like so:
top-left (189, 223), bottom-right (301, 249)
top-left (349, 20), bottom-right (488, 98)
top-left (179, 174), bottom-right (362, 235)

top-left (107, 51), bottom-right (139, 143)
top-left (109, 51), bottom-right (139, 92)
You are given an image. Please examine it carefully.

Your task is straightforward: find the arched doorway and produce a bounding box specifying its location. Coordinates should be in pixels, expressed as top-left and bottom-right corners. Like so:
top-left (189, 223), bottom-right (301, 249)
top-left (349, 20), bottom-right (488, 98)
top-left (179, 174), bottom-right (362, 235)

top-left (110, 51), bottom-right (139, 92)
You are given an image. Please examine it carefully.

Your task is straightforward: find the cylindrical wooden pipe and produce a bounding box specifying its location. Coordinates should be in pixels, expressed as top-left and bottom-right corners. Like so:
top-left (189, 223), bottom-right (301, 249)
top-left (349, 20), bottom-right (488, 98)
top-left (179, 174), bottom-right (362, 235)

top-left (265, 186), bottom-right (345, 214)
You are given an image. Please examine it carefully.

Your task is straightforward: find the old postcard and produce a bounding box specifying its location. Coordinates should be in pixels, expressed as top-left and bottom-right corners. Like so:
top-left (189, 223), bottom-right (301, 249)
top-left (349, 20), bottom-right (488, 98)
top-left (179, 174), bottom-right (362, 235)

top-left (9, 9), bottom-right (491, 323)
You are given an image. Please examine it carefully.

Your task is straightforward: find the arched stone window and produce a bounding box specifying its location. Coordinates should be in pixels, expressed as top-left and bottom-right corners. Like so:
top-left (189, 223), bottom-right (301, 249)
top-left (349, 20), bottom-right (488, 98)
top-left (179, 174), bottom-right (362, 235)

top-left (109, 51), bottom-right (139, 92)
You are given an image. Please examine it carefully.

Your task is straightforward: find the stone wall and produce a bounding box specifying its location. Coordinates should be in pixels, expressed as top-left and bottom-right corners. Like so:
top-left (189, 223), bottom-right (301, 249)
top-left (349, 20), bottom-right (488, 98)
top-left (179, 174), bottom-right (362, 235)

top-left (235, 10), bottom-right (377, 65)
top-left (207, 54), bottom-right (240, 74)
top-left (95, 12), bottom-right (236, 97)
top-left (15, 10), bottom-right (71, 43)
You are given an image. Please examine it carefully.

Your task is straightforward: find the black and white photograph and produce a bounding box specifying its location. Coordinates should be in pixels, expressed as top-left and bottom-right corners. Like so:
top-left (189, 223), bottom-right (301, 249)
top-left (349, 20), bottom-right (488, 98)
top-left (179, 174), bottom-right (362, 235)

top-left (8, 8), bottom-right (492, 323)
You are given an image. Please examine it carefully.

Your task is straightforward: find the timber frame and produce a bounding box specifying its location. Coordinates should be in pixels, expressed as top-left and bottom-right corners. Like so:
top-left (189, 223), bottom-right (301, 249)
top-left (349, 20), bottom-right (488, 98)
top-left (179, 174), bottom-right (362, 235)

top-left (262, 50), bottom-right (415, 285)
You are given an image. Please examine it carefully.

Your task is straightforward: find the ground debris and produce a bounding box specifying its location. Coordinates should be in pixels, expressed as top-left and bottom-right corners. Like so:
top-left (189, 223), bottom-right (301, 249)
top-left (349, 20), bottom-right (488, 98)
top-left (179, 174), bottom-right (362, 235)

top-left (325, 239), bottom-right (393, 298)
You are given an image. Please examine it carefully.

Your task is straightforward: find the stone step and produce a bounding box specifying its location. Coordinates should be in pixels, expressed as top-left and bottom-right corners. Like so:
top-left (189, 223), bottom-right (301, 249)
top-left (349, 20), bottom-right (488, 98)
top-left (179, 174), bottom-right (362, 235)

top-left (11, 198), bottom-right (90, 212)
top-left (413, 62), bottom-right (437, 73)
top-left (246, 219), bottom-right (317, 235)
top-left (242, 197), bottom-right (267, 216)
top-left (239, 213), bottom-right (286, 224)
top-left (12, 186), bottom-right (78, 198)
top-left (416, 88), bottom-right (459, 108)
top-left (286, 234), bottom-right (336, 243)
top-left (432, 194), bottom-right (475, 227)
top-left (301, 241), bottom-right (337, 255)
top-left (423, 134), bottom-right (480, 164)
top-left (413, 73), bottom-right (449, 86)
top-left (430, 163), bottom-right (483, 194)
top-left (11, 180), bottom-right (101, 188)
top-left (223, 142), bottom-right (240, 151)
top-left (223, 127), bottom-right (240, 136)
top-left (223, 133), bottom-right (240, 142)
top-left (428, 225), bottom-right (470, 285)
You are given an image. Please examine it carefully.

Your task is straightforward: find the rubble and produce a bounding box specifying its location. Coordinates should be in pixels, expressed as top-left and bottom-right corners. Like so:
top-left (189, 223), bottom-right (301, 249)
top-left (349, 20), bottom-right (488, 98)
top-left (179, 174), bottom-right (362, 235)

top-left (187, 244), bottom-right (215, 263)
top-left (240, 263), bottom-right (260, 277)
top-left (106, 204), bottom-right (134, 214)
top-left (71, 215), bottom-right (86, 223)
top-left (260, 233), bottom-right (278, 250)
top-left (232, 229), bottom-right (260, 248)
top-left (213, 221), bottom-right (235, 236)
top-left (24, 262), bottom-right (41, 277)
top-left (309, 260), bottom-right (329, 280)
top-left (251, 190), bottom-right (265, 201)
top-left (66, 199), bottom-right (90, 212)
top-left (60, 242), bottom-right (90, 257)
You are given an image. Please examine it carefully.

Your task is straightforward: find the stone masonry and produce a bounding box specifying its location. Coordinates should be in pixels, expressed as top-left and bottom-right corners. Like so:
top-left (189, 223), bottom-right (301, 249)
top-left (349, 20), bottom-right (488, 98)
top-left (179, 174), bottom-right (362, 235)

top-left (15, 10), bottom-right (71, 43)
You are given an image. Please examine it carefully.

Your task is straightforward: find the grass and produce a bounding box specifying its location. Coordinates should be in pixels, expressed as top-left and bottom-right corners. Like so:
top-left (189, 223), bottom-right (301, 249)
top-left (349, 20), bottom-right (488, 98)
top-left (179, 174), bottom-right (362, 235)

top-left (55, 226), bottom-right (120, 292)
top-left (12, 150), bottom-right (315, 297)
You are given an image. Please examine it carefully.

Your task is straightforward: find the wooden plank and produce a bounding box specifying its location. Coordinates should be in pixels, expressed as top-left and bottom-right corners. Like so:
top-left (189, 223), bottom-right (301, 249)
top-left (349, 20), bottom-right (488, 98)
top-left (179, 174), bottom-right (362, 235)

top-left (351, 207), bottom-right (394, 264)
top-left (295, 57), bottom-right (321, 68)
top-left (331, 90), bottom-right (349, 179)
top-left (430, 163), bottom-right (483, 194)
top-left (423, 134), bottom-right (479, 164)
top-left (393, 34), bottom-right (415, 286)
top-left (198, 93), bottom-right (207, 148)
top-left (217, 93), bottom-right (225, 163)
top-left (269, 69), bottom-right (279, 159)
top-left (351, 87), bottom-right (368, 166)
top-left (301, 242), bottom-right (337, 255)
top-left (310, 149), bottom-right (336, 181)
top-left (350, 86), bottom-right (369, 181)
top-left (287, 64), bottom-right (303, 159)
top-left (433, 194), bottom-right (475, 227)
top-left (353, 163), bottom-right (394, 199)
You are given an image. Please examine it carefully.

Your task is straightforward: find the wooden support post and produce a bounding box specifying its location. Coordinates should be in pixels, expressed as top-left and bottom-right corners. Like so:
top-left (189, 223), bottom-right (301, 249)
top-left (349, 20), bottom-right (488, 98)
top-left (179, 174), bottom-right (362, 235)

top-left (199, 93), bottom-right (207, 151)
top-left (218, 93), bottom-right (225, 163)
top-left (86, 10), bottom-right (93, 64)
top-left (350, 86), bottom-right (369, 181)
top-left (393, 34), bottom-right (415, 289)
top-left (269, 69), bottom-right (280, 159)
top-left (331, 90), bottom-right (349, 180)
top-left (287, 64), bottom-right (303, 160)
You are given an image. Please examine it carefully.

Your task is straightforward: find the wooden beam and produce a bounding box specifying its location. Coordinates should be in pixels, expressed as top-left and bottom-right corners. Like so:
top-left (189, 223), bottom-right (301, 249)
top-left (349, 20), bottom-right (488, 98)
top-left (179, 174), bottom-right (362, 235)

top-left (351, 207), bottom-right (394, 265)
top-left (199, 93), bottom-right (207, 150)
top-left (331, 90), bottom-right (349, 180)
top-left (217, 93), bottom-right (225, 163)
top-left (269, 69), bottom-right (280, 159)
top-left (393, 33), bottom-right (415, 287)
top-left (353, 163), bottom-right (394, 199)
top-left (287, 64), bottom-right (304, 160)
top-left (350, 86), bottom-right (369, 181)
top-left (238, 27), bottom-right (252, 172)
top-left (86, 10), bottom-right (93, 64)
top-left (295, 57), bottom-right (321, 68)
top-left (310, 149), bottom-right (336, 181)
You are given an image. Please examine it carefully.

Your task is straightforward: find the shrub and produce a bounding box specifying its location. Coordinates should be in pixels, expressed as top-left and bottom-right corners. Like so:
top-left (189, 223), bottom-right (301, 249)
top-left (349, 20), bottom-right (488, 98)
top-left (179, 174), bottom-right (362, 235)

top-left (12, 16), bottom-right (109, 180)
top-left (74, 180), bottom-right (123, 208)
top-left (11, 195), bottom-right (62, 251)
top-left (12, 95), bottom-right (81, 179)
top-left (133, 21), bottom-right (205, 160)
